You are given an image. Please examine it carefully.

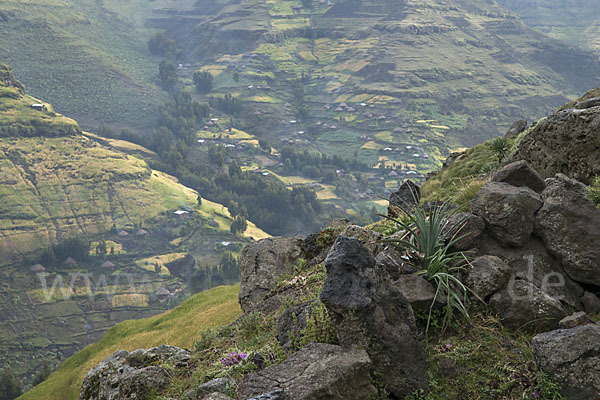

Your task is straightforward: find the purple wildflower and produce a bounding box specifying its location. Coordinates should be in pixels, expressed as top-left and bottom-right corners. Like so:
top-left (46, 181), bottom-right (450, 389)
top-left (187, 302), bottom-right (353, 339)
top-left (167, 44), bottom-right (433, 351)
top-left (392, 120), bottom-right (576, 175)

top-left (220, 351), bottom-right (248, 366)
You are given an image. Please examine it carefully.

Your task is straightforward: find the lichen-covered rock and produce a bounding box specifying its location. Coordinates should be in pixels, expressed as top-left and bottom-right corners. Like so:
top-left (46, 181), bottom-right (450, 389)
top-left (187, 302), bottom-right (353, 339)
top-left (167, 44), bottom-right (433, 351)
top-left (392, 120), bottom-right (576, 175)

top-left (79, 345), bottom-right (190, 400)
top-left (239, 236), bottom-right (304, 313)
top-left (514, 105), bottom-right (600, 185)
top-left (465, 255), bottom-right (512, 299)
top-left (531, 324), bottom-right (600, 399)
top-left (489, 279), bottom-right (567, 332)
top-left (491, 160), bottom-right (546, 193)
top-left (320, 236), bottom-right (428, 397)
top-left (194, 378), bottom-right (236, 399)
top-left (339, 224), bottom-right (383, 255)
top-left (558, 312), bottom-right (595, 329)
top-left (237, 343), bottom-right (376, 400)
top-left (471, 182), bottom-right (542, 247)
top-left (534, 174), bottom-right (600, 286)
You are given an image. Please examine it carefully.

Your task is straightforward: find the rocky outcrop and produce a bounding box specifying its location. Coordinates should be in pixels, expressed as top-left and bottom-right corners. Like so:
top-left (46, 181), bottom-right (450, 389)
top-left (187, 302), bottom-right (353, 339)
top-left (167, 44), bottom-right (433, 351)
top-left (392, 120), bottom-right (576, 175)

top-left (319, 236), bottom-right (428, 397)
top-left (275, 301), bottom-right (315, 353)
top-left (465, 256), bottom-right (512, 299)
top-left (514, 104), bottom-right (600, 185)
top-left (531, 324), bottom-right (600, 399)
top-left (471, 182), bottom-right (543, 247)
top-left (237, 343), bottom-right (377, 400)
top-left (491, 160), bottom-right (546, 193)
top-left (375, 248), bottom-right (418, 279)
top-left (534, 174), bottom-right (600, 286)
top-left (339, 224), bottom-right (383, 255)
top-left (79, 345), bottom-right (191, 400)
top-left (239, 236), bottom-right (304, 313)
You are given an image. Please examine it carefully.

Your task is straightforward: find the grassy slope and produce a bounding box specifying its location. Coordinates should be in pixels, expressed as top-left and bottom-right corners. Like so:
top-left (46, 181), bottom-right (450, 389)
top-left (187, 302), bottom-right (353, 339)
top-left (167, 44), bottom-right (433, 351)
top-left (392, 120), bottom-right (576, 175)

top-left (0, 67), bottom-right (268, 261)
top-left (0, 0), bottom-right (164, 130)
top-left (18, 284), bottom-right (241, 400)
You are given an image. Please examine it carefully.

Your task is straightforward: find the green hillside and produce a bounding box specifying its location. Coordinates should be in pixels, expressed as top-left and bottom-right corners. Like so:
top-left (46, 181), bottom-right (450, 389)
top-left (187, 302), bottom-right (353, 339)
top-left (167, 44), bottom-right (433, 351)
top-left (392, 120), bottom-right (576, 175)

top-left (496, 0), bottom-right (600, 51)
top-left (18, 284), bottom-right (241, 400)
top-left (0, 0), bottom-right (165, 130)
top-left (0, 63), bottom-right (268, 386)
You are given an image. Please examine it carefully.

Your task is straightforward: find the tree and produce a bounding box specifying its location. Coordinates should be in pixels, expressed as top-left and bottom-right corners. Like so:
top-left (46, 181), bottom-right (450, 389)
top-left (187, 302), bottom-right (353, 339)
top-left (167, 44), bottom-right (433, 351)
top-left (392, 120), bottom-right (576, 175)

top-left (258, 139), bottom-right (271, 152)
top-left (0, 367), bottom-right (23, 400)
top-left (193, 70), bottom-right (213, 93)
top-left (32, 360), bottom-right (52, 386)
top-left (148, 33), bottom-right (177, 59)
top-left (158, 59), bottom-right (177, 91)
top-left (489, 137), bottom-right (509, 163)
top-left (232, 71), bottom-right (240, 83)
top-left (230, 216), bottom-right (247, 235)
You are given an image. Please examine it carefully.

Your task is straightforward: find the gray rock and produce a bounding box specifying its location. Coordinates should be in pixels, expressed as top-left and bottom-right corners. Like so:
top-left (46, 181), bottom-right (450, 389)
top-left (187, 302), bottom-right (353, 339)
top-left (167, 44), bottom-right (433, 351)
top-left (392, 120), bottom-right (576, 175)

top-left (388, 180), bottom-right (420, 217)
top-left (393, 274), bottom-right (441, 314)
top-left (203, 394), bottom-right (234, 400)
top-left (237, 343), bottom-right (376, 400)
top-left (339, 224), bottom-right (383, 255)
top-left (471, 182), bottom-right (543, 247)
top-left (531, 324), bottom-right (600, 399)
top-left (473, 234), bottom-right (584, 309)
top-left (375, 248), bottom-right (418, 279)
top-left (239, 236), bottom-right (304, 313)
top-left (442, 212), bottom-right (485, 251)
top-left (491, 161), bottom-right (546, 193)
top-left (79, 345), bottom-right (191, 400)
top-left (320, 236), bottom-right (428, 397)
top-left (534, 174), bottom-right (600, 286)
top-left (197, 378), bottom-right (235, 399)
top-left (275, 301), bottom-right (315, 353)
top-left (465, 256), bottom-right (512, 299)
top-left (504, 119), bottom-right (528, 138)
top-left (582, 291), bottom-right (600, 314)
top-left (245, 390), bottom-right (285, 400)
top-left (489, 279), bottom-right (567, 332)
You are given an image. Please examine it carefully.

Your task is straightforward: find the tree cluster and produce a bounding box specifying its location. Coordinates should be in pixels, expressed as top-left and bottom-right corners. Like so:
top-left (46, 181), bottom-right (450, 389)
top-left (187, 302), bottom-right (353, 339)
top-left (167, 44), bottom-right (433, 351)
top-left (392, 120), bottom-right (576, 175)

top-left (193, 70), bottom-right (213, 93)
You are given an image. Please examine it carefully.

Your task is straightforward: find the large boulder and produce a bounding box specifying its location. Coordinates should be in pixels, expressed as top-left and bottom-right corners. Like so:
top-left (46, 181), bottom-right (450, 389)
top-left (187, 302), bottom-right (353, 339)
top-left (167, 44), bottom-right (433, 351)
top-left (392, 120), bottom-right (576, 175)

top-left (319, 236), bottom-right (428, 397)
top-left (239, 236), bottom-right (304, 313)
top-left (236, 343), bottom-right (377, 400)
top-left (534, 174), bottom-right (600, 286)
top-left (79, 345), bottom-right (191, 400)
top-left (465, 256), bottom-right (512, 299)
top-left (473, 234), bottom-right (584, 309)
top-left (531, 324), bottom-right (600, 399)
top-left (514, 104), bottom-right (600, 185)
top-left (471, 182), bottom-right (542, 247)
top-left (491, 161), bottom-right (546, 193)
top-left (388, 180), bottom-right (420, 217)
top-left (489, 279), bottom-right (568, 332)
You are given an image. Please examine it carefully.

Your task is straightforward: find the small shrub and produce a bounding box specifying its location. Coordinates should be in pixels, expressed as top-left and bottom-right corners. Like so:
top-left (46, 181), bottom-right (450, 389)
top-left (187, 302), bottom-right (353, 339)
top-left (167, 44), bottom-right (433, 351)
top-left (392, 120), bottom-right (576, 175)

top-left (452, 178), bottom-right (487, 211)
top-left (194, 328), bottom-right (217, 351)
top-left (586, 176), bottom-right (600, 208)
top-left (535, 371), bottom-right (564, 400)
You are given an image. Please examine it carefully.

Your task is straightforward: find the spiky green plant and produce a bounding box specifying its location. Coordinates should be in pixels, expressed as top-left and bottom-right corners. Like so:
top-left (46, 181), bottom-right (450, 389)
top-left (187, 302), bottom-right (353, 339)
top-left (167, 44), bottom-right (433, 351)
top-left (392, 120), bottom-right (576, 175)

top-left (489, 137), bottom-right (509, 163)
top-left (382, 191), bottom-right (471, 335)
